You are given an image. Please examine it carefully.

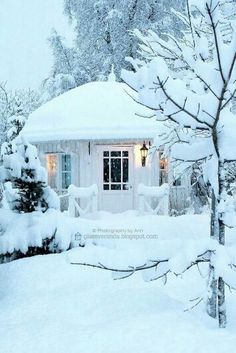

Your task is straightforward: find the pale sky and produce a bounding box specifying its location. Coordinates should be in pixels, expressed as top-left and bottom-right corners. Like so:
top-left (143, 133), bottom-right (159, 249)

top-left (0, 0), bottom-right (73, 90)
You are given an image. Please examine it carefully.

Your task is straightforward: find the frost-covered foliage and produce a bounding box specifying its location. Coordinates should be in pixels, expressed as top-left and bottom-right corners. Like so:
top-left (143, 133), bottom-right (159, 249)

top-left (1, 136), bottom-right (59, 213)
top-left (0, 88), bottom-right (60, 255)
top-left (0, 84), bottom-right (9, 146)
top-left (121, 0), bottom-right (236, 328)
top-left (44, 0), bottom-right (185, 99)
top-left (42, 30), bottom-right (78, 100)
top-left (190, 162), bottom-right (211, 212)
top-left (7, 88), bottom-right (41, 118)
top-left (122, 0), bottom-right (236, 227)
top-left (0, 84), bottom-right (41, 146)
top-left (7, 115), bottom-right (26, 141)
top-left (0, 113), bottom-right (59, 213)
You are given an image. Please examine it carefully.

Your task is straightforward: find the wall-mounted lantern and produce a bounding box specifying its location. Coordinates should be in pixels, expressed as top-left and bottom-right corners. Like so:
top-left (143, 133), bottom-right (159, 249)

top-left (140, 142), bottom-right (149, 167)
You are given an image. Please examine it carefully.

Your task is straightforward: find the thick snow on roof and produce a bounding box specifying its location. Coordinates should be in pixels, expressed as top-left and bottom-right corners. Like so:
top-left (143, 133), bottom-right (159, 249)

top-left (23, 82), bottom-right (157, 142)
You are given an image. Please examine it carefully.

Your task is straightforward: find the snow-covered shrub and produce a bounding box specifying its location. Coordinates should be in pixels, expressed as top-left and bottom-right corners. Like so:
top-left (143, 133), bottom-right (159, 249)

top-left (1, 136), bottom-right (59, 213)
top-left (0, 208), bottom-right (85, 263)
top-left (0, 108), bottom-right (59, 213)
top-left (0, 96), bottom-right (61, 258)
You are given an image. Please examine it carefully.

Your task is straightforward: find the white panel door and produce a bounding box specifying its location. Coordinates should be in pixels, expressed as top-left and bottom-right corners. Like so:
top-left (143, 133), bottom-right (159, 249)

top-left (97, 145), bottom-right (134, 213)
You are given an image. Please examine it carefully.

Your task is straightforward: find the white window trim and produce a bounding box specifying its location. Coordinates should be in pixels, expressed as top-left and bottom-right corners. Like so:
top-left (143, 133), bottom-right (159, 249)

top-left (46, 153), bottom-right (72, 192)
top-left (59, 154), bottom-right (72, 191)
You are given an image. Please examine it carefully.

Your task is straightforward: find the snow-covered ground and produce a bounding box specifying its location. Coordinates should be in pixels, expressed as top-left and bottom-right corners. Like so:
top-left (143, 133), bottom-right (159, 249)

top-left (0, 209), bottom-right (213, 255)
top-left (1, 212), bottom-right (236, 353)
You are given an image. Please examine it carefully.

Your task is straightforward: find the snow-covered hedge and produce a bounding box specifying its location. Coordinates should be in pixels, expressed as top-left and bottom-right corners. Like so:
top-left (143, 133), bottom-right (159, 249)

top-left (0, 208), bottom-right (87, 262)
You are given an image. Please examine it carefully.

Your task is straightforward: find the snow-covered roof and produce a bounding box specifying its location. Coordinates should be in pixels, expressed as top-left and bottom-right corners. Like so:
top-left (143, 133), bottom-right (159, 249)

top-left (23, 82), bottom-right (157, 142)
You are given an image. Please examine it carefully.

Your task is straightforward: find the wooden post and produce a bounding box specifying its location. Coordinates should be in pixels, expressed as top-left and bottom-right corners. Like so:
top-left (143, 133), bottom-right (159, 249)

top-left (138, 194), bottom-right (145, 213)
top-left (162, 193), bottom-right (169, 215)
top-left (68, 195), bottom-right (76, 217)
top-left (92, 192), bottom-right (98, 213)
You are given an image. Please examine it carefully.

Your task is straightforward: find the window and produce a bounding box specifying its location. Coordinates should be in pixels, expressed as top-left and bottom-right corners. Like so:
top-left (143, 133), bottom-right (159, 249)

top-left (46, 153), bottom-right (72, 190)
top-left (46, 154), bottom-right (58, 189)
top-left (103, 150), bottom-right (129, 191)
top-left (159, 152), bottom-right (168, 185)
top-left (61, 154), bottom-right (71, 189)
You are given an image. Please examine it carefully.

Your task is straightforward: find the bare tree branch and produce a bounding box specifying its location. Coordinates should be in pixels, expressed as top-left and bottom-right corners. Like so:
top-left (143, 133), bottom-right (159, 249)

top-left (206, 3), bottom-right (226, 84)
top-left (156, 76), bottom-right (213, 128)
top-left (71, 250), bottom-right (213, 281)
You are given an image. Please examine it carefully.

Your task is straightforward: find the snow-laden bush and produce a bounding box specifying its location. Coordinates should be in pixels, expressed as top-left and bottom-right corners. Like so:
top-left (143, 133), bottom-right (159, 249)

top-left (0, 208), bottom-right (86, 263)
top-left (0, 109), bottom-right (61, 258)
top-left (0, 111), bottom-right (59, 213)
top-left (1, 136), bottom-right (59, 213)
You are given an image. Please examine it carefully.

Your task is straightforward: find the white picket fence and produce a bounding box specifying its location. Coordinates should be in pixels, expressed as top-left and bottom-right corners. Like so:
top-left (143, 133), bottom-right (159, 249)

top-left (137, 183), bottom-right (169, 215)
top-left (66, 184), bottom-right (98, 217)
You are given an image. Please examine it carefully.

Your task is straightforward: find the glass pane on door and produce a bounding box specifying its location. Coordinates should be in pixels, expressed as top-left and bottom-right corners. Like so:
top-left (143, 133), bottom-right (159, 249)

top-left (111, 158), bottom-right (121, 182)
top-left (103, 158), bottom-right (109, 183)
top-left (102, 149), bottom-right (130, 191)
top-left (111, 184), bottom-right (121, 190)
top-left (123, 158), bottom-right (128, 183)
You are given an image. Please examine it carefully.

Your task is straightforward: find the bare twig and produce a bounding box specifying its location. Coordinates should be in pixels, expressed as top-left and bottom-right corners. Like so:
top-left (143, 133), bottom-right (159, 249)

top-left (206, 3), bottom-right (225, 84)
top-left (184, 297), bottom-right (203, 312)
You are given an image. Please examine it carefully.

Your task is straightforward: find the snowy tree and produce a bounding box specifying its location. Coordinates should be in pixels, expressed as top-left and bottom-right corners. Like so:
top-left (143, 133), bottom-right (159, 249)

top-left (41, 30), bottom-right (79, 100)
top-left (120, 0), bottom-right (236, 328)
top-left (45, 0), bottom-right (185, 99)
top-left (0, 116), bottom-right (59, 213)
top-left (0, 85), bottom-right (41, 146)
top-left (8, 88), bottom-right (41, 118)
top-left (0, 84), bottom-right (9, 146)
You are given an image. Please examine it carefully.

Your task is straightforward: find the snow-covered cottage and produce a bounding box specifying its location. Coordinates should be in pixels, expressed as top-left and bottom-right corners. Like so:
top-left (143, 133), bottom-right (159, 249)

top-left (22, 81), bottom-right (191, 214)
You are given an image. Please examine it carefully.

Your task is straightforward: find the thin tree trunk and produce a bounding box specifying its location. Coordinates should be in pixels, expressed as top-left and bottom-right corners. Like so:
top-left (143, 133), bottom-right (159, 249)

top-left (207, 264), bottom-right (217, 318)
top-left (207, 190), bottom-right (218, 318)
top-left (218, 276), bottom-right (226, 328)
top-left (217, 160), bottom-right (226, 328)
top-left (218, 161), bottom-right (227, 328)
top-left (207, 160), bottom-right (227, 328)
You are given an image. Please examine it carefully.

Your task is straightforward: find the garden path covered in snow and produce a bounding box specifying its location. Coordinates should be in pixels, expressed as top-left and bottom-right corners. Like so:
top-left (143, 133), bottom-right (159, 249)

top-left (1, 212), bottom-right (236, 353)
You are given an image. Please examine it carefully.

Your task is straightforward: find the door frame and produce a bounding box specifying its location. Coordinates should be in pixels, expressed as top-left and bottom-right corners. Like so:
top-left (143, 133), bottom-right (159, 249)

top-left (95, 143), bottom-right (135, 211)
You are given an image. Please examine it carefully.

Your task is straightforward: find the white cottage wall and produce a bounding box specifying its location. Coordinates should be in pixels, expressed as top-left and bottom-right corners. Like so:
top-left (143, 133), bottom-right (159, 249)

top-left (36, 140), bottom-right (80, 192)
top-left (34, 140), bottom-right (179, 209)
top-left (79, 142), bottom-right (92, 187)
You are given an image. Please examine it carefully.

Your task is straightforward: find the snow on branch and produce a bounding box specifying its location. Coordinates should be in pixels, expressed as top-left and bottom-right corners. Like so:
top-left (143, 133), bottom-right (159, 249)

top-left (122, 0), bottom-right (236, 328)
top-left (71, 243), bottom-right (236, 289)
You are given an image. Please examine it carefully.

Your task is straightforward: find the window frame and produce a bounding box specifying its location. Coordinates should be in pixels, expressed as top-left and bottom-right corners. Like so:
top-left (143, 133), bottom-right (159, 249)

top-left (46, 153), bottom-right (72, 191)
top-left (60, 154), bottom-right (72, 190)
top-left (46, 153), bottom-right (59, 190)
top-left (102, 149), bottom-right (130, 191)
